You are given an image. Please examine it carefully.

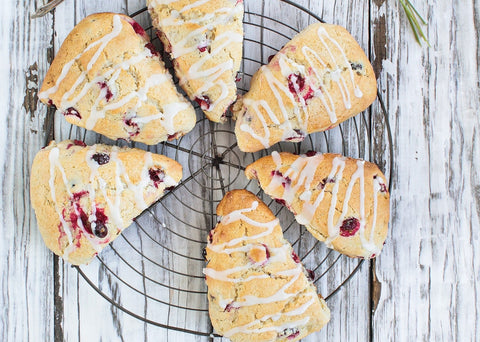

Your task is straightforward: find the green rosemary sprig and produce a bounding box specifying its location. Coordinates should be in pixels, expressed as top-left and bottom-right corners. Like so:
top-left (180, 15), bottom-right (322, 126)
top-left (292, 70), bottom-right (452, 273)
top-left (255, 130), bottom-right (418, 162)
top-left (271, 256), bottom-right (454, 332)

top-left (399, 0), bottom-right (430, 46)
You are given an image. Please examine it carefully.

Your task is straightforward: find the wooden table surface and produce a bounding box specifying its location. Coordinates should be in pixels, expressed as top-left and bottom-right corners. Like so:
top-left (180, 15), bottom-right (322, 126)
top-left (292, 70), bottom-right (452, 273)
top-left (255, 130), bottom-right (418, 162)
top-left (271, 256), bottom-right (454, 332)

top-left (1, 0), bottom-right (479, 341)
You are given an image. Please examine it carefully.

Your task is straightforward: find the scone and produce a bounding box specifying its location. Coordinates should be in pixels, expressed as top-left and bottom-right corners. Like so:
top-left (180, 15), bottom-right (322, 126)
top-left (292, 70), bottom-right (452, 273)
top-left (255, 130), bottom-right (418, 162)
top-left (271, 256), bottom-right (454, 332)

top-left (39, 13), bottom-right (196, 145)
top-left (233, 23), bottom-right (377, 152)
top-left (204, 190), bottom-right (330, 341)
top-left (30, 140), bottom-right (182, 265)
top-left (245, 152), bottom-right (389, 259)
top-left (147, 0), bottom-right (244, 122)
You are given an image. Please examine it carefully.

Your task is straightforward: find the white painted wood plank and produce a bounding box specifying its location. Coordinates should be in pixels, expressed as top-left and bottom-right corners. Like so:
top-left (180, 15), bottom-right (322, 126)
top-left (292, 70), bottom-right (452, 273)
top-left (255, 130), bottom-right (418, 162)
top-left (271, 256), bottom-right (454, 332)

top-left (0, 0), bottom-right (55, 341)
top-left (372, 0), bottom-right (480, 341)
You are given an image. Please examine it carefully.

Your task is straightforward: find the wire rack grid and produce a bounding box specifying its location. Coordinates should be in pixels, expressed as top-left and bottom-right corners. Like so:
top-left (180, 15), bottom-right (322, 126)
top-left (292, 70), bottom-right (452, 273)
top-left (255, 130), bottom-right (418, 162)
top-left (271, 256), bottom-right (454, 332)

top-left (48, 0), bottom-right (394, 338)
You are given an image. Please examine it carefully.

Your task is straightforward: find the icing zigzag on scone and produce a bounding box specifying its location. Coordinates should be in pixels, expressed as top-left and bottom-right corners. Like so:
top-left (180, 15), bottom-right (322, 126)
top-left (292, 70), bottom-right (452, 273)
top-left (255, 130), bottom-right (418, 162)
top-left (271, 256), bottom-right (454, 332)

top-left (246, 152), bottom-right (390, 258)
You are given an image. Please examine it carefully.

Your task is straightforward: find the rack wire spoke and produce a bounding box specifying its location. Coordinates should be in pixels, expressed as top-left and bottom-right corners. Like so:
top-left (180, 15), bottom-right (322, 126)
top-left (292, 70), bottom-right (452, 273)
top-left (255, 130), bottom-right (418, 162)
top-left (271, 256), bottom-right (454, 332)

top-left (46, 0), bottom-right (398, 334)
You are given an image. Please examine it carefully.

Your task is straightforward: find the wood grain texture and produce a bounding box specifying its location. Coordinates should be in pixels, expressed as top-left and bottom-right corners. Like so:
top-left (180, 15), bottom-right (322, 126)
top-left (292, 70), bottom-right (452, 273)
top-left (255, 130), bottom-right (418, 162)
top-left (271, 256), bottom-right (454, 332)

top-left (372, 1), bottom-right (480, 341)
top-left (2, 0), bottom-right (479, 341)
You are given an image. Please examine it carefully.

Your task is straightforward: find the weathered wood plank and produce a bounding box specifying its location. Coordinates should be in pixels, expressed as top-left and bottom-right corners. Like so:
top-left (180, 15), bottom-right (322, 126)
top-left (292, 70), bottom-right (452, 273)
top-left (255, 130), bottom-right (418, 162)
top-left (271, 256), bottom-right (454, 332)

top-left (0, 0), bottom-right (55, 341)
top-left (372, 0), bottom-right (480, 341)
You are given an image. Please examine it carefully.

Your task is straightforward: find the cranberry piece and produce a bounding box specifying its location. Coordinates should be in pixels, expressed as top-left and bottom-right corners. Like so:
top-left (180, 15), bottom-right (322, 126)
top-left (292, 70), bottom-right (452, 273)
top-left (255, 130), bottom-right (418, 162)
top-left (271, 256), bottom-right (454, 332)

top-left (224, 302), bottom-right (237, 312)
top-left (275, 198), bottom-right (287, 206)
top-left (145, 42), bottom-right (159, 56)
top-left (165, 186), bottom-right (175, 191)
top-left (305, 150), bottom-right (317, 157)
top-left (167, 132), bottom-right (181, 141)
top-left (318, 176), bottom-right (336, 189)
top-left (47, 99), bottom-right (53, 106)
top-left (306, 269), bottom-right (315, 281)
top-left (288, 73), bottom-right (305, 94)
top-left (285, 129), bottom-right (306, 142)
top-left (339, 217), bottom-right (360, 237)
top-left (194, 95), bottom-right (211, 111)
top-left (63, 107), bottom-right (81, 119)
top-left (262, 244), bottom-right (270, 260)
top-left (94, 223), bottom-right (108, 238)
top-left (92, 153), bottom-right (110, 165)
top-left (291, 251), bottom-right (301, 263)
top-left (124, 117), bottom-right (140, 137)
top-left (73, 140), bottom-right (86, 147)
top-left (71, 190), bottom-right (88, 201)
top-left (129, 20), bottom-right (146, 37)
top-left (97, 82), bottom-right (113, 102)
top-left (271, 170), bottom-right (291, 187)
top-left (267, 54), bottom-right (275, 63)
top-left (279, 328), bottom-right (300, 339)
top-left (208, 230), bottom-right (214, 244)
top-left (148, 168), bottom-right (165, 188)
top-left (287, 73), bottom-right (314, 103)
top-left (370, 253), bottom-right (376, 259)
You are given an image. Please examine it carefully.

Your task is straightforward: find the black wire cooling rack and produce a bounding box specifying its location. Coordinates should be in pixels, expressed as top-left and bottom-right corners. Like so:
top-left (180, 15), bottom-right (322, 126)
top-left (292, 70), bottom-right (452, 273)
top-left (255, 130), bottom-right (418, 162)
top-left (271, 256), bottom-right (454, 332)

top-left (48, 0), bottom-right (394, 338)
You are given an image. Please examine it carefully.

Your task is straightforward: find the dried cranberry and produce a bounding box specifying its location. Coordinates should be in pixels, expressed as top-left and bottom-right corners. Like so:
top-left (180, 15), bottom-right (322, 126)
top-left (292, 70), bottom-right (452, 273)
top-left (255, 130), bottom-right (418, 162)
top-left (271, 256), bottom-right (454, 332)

top-left (305, 150), bottom-right (317, 157)
top-left (370, 253), bottom-right (376, 259)
top-left (235, 72), bottom-right (242, 82)
top-left (124, 117), bottom-right (140, 137)
top-left (306, 269), bottom-right (315, 281)
top-left (287, 73), bottom-right (314, 103)
top-left (288, 73), bottom-right (305, 94)
top-left (291, 251), bottom-right (301, 263)
top-left (145, 42), bottom-right (159, 56)
top-left (97, 82), bottom-right (113, 102)
top-left (92, 153), bottom-right (110, 165)
top-left (47, 99), bottom-right (53, 106)
top-left (194, 95), bottom-right (211, 111)
top-left (275, 198), bottom-right (287, 206)
top-left (224, 302), bottom-right (237, 312)
top-left (318, 177), bottom-right (336, 189)
top-left (208, 230), bottom-right (214, 244)
top-left (165, 186), bottom-right (175, 191)
top-left (285, 129), bottom-right (306, 142)
top-left (379, 183), bottom-right (388, 193)
top-left (267, 54), bottom-right (275, 63)
top-left (279, 328), bottom-right (300, 339)
top-left (339, 217), bottom-right (360, 237)
top-left (271, 170), bottom-right (291, 188)
top-left (262, 244), bottom-right (270, 260)
top-left (148, 168), bottom-right (165, 188)
top-left (167, 132), bottom-right (181, 141)
top-left (129, 20), bottom-right (146, 37)
top-left (63, 107), bottom-right (81, 119)
top-left (71, 190), bottom-right (88, 201)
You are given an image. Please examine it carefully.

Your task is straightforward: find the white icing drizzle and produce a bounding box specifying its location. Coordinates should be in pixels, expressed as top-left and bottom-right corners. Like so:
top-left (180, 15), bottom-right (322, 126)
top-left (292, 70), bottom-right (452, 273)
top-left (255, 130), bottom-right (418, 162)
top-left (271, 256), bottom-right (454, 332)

top-left (266, 153), bottom-right (383, 256)
top-left (39, 14), bottom-right (188, 137)
top-left (46, 143), bottom-right (179, 260)
top-left (240, 24), bottom-right (365, 147)
top-left (205, 198), bottom-right (320, 338)
top-left (152, 0), bottom-right (243, 112)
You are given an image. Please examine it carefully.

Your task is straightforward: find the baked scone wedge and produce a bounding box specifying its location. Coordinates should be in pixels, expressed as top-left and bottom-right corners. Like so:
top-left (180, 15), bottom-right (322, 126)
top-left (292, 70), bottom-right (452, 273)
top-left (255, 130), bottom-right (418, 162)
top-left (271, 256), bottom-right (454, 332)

top-left (204, 190), bottom-right (330, 341)
top-left (234, 23), bottom-right (377, 152)
top-left (39, 13), bottom-right (196, 145)
top-left (30, 140), bottom-right (182, 265)
top-left (147, 0), bottom-right (244, 122)
top-left (246, 152), bottom-right (389, 259)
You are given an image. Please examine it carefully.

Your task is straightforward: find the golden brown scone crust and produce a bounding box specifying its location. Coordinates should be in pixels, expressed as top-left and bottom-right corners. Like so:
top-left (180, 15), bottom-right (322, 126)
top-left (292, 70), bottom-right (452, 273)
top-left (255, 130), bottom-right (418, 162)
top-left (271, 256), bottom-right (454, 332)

top-left (234, 23), bottom-right (377, 152)
top-left (30, 140), bottom-right (182, 265)
top-left (147, 0), bottom-right (244, 122)
top-left (246, 152), bottom-right (389, 258)
top-left (39, 13), bottom-right (196, 145)
top-left (205, 190), bottom-right (330, 341)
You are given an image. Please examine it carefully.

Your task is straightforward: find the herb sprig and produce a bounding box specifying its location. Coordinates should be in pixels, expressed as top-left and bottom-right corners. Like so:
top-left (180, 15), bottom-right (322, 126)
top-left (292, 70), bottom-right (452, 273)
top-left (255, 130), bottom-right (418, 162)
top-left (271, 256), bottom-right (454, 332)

top-left (399, 0), bottom-right (430, 46)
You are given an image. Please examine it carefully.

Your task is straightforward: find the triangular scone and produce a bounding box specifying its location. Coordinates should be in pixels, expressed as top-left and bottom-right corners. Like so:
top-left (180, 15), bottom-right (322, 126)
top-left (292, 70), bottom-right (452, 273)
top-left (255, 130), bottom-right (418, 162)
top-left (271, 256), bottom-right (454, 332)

top-left (30, 140), bottom-right (182, 265)
top-left (39, 13), bottom-right (196, 145)
top-left (147, 0), bottom-right (244, 122)
top-left (233, 23), bottom-right (377, 152)
top-left (246, 152), bottom-right (389, 259)
top-left (204, 190), bottom-right (330, 341)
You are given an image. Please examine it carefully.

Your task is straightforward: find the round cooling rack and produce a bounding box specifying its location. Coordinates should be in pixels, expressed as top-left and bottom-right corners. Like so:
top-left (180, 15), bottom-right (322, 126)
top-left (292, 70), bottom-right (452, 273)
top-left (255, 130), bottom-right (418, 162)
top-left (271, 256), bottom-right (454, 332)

top-left (50, 0), bottom-right (394, 337)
